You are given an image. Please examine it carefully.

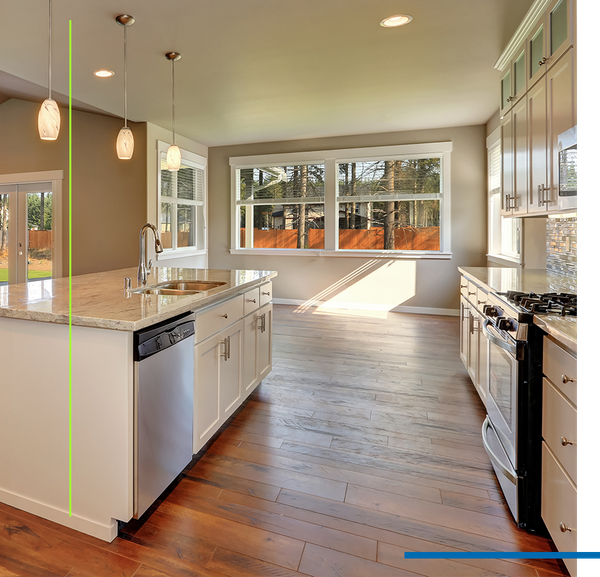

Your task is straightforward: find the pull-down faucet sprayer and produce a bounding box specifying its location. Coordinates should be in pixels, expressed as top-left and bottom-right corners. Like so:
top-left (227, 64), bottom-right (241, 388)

top-left (138, 223), bottom-right (163, 286)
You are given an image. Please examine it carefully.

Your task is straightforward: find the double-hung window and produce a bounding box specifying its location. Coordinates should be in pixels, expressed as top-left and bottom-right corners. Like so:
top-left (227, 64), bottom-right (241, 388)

top-left (231, 143), bottom-right (451, 257)
top-left (158, 145), bottom-right (207, 255)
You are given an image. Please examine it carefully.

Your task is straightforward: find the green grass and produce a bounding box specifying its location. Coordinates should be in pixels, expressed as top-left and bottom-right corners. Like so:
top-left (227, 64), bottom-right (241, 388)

top-left (0, 269), bottom-right (51, 282)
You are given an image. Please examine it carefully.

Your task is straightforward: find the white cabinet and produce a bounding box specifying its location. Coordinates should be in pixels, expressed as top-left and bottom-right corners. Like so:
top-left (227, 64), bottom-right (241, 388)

top-left (459, 276), bottom-right (489, 404)
top-left (194, 282), bottom-right (273, 453)
top-left (497, 0), bottom-right (576, 217)
top-left (541, 335), bottom-right (577, 577)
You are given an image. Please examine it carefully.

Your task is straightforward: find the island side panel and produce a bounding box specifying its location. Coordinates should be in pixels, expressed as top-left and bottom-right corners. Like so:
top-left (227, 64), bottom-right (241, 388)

top-left (0, 318), bottom-right (133, 541)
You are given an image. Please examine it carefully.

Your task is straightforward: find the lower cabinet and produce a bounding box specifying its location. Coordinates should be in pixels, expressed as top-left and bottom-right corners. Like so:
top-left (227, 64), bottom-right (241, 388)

top-left (193, 285), bottom-right (273, 453)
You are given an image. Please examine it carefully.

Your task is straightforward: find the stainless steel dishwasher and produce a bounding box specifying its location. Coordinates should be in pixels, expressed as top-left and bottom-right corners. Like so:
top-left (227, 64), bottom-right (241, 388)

top-left (133, 312), bottom-right (195, 518)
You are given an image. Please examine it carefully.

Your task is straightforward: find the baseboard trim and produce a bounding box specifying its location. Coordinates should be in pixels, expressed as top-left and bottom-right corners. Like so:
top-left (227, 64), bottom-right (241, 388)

top-left (272, 298), bottom-right (459, 317)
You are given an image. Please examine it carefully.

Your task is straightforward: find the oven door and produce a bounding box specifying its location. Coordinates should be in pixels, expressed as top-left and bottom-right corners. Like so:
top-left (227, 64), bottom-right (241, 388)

top-left (483, 319), bottom-right (519, 469)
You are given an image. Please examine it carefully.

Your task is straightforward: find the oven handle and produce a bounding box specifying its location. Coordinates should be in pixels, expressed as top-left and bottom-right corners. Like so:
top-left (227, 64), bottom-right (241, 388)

top-left (483, 319), bottom-right (517, 357)
top-left (481, 417), bottom-right (517, 485)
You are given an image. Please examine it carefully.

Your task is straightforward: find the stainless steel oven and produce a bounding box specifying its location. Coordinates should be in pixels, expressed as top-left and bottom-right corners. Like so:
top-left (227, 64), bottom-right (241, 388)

top-left (481, 293), bottom-right (544, 532)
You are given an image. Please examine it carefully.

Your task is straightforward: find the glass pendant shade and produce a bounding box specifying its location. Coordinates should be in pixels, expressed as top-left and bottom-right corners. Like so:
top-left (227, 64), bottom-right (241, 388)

top-left (166, 144), bottom-right (181, 171)
top-left (116, 127), bottom-right (134, 159)
top-left (38, 98), bottom-right (60, 140)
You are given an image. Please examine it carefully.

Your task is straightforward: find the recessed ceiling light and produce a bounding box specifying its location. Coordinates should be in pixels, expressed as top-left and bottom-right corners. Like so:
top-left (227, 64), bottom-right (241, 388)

top-left (380, 14), bottom-right (413, 28)
top-left (94, 69), bottom-right (115, 78)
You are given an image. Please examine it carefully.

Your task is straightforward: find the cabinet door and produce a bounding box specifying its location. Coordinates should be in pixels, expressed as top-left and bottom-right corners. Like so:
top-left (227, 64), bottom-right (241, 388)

top-left (220, 320), bottom-right (243, 420)
top-left (242, 312), bottom-right (258, 393)
top-left (460, 296), bottom-right (469, 369)
top-left (512, 95), bottom-right (528, 215)
top-left (527, 78), bottom-right (547, 214)
top-left (512, 48), bottom-right (527, 104)
top-left (476, 311), bottom-right (488, 404)
top-left (527, 15), bottom-right (547, 88)
top-left (193, 336), bottom-right (222, 452)
top-left (500, 113), bottom-right (514, 216)
top-left (257, 304), bottom-right (273, 383)
top-left (547, 0), bottom-right (572, 67)
top-left (500, 69), bottom-right (513, 117)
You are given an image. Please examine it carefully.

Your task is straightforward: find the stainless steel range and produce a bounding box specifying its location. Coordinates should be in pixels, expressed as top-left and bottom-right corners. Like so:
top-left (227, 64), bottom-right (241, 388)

top-left (481, 290), bottom-right (576, 533)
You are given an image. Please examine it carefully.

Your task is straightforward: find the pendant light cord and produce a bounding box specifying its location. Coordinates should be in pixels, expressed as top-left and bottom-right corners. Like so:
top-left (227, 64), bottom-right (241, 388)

top-left (124, 24), bottom-right (128, 127)
top-left (171, 59), bottom-right (175, 144)
top-left (48, 0), bottom-right (52, 99)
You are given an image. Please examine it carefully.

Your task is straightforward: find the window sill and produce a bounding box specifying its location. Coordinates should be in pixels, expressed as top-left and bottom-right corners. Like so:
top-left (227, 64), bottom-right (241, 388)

top-left (230, 248), bottom-right (452, 259)
top-left (486, 254), bottom-right (522, 267)
top-left (156, 249), bottom-right (207, 261)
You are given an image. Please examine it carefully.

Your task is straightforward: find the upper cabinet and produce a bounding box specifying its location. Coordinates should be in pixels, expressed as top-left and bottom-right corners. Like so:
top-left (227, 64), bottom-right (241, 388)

top-left (495, 0), bottom-right (576, 218)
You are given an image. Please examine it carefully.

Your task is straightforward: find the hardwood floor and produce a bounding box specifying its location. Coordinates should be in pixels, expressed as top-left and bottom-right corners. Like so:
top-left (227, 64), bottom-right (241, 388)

top-left (0, 305), bottom-right (569, 577)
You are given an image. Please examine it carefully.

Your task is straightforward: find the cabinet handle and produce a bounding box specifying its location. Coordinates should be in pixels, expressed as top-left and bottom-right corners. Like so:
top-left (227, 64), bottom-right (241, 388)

top-left (506, 96), bottom-right (513, 103)
top-left (227, 336), bottom-right (231, 359)
top-left (248, 299), bottom-right (256, 303)
top-left (468, 291), bottom-right (476, 296)
top-left (538, 56), bottom-right (548, 66)
top-left (220, 338), bottom-right (228, 360)
top-left (478, 300), bottom-right (486, 305)
top-left (559, 522), bottom-right (572, 533)
top-left (561, 374), bottom-right (575, 384)
top-left (262, 291), bottom-right (271, 296)
top-left (262, 313), bottom-right (266, 333)
top-left (561, 436), bottom-right (574, 447)
top-left (222, 313), bottom-right (228, 319)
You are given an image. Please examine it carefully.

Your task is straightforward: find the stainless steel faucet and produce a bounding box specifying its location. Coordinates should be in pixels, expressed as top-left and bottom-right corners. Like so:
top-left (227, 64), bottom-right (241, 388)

top-left (137, 223), bottom-right (164, 286)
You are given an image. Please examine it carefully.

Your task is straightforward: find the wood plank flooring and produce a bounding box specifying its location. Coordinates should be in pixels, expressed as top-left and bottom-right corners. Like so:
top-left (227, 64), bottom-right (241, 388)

top-left (0, 305), bottom-right (569, 577)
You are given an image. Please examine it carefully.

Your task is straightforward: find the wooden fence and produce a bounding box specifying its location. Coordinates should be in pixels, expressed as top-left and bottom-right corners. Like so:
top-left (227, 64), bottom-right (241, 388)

top-left (240, 227), bottom-right (440, 251)
top-left (28, 230), bottom-right (52, 250)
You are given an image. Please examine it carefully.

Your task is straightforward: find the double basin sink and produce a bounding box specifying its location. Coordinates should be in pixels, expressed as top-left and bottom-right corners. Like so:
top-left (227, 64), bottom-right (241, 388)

top-left (131, 281), bottom-right (227, 296)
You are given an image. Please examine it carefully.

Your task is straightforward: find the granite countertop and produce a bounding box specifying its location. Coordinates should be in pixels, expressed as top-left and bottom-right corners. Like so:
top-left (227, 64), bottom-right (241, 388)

top-left (0, 268), bottom-right (277, 332)
top-left (458, 267), bottom-right (577, 353)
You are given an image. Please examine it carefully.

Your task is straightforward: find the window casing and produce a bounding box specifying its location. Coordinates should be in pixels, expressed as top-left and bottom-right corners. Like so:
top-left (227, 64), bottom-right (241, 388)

top-left (158, 144), bottom-right (207, 257)
top-left (231, 143), bottom-right (452, 257)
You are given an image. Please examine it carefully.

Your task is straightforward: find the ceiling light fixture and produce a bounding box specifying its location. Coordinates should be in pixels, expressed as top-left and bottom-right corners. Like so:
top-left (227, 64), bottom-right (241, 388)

top-left (115, 14), bottom-right (135, 160)
top-left (94, 69), bottom-right (115, 78)
top-left (380, 14), bottom-right (413, 28)
top-left (165, 52), bottom-right (182, 171)
top-left (38, 0), bottom-right (60, 140)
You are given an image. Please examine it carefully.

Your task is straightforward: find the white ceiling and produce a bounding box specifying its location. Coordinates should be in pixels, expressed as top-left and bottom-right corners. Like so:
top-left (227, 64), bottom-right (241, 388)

top-left (0, 0), bottom-right (534, 147)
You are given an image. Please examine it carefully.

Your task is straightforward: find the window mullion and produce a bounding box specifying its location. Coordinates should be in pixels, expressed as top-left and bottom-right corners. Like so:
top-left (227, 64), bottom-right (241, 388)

top-left (324, 158), bottom-right (337, 251)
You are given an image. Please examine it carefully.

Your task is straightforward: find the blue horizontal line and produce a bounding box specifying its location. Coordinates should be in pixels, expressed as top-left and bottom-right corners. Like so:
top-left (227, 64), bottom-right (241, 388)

top-left (404, 552), bottom-right (600, 560)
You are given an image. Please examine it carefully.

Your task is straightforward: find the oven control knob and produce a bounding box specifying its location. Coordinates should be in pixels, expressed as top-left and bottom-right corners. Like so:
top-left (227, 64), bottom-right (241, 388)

top-left (483, 305), bottom-right (498, 317)
top-left (497, 318), bottom-right (513, 331)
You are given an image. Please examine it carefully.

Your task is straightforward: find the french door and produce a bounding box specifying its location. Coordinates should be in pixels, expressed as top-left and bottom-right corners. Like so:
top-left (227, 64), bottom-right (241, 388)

top-left (0, 172), bottom-right (62, 286)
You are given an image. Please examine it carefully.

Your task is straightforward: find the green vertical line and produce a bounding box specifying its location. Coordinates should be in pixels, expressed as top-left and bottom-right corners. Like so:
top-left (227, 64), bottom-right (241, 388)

top-left (68, 19), bottom-right (73, 517)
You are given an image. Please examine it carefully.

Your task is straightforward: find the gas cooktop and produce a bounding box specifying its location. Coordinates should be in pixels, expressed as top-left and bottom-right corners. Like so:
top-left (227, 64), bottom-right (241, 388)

top-left (496, 291), bottom-right (577, 317)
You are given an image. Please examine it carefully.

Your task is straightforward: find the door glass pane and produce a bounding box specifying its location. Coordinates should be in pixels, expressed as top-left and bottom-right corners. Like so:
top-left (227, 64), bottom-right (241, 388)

top-left (530, 25), bottom-right (544, 78)
top-left (514, 51), bottom-right (525, 94)
top-left (27, 192), bottom-right (52, 282)
top-left (501, 71), bottom-right (511, 107)
top-left (489, 343), bottom-right (514, 428)
top-left (551, 0), bottom-right (568, 55)
top-left (0, 194), bottom-right (8, 285)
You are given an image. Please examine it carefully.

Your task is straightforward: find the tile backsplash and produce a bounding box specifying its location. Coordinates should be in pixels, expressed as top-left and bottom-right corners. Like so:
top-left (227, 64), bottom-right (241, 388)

top-left (546, 215), bottom-right (577, 277)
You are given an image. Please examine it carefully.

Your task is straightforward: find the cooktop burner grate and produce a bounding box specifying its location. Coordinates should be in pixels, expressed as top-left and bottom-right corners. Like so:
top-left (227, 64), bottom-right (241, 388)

top-left (502, 291), bottom-right (577, 316)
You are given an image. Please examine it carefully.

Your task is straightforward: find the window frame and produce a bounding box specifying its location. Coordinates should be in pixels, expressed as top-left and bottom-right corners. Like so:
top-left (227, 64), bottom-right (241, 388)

top-left (156, 141), bottom-right (207, 260)
top-left (230, 143), bottom-right (452, 258)
top-left (486, 129), bottom-right (523, 266)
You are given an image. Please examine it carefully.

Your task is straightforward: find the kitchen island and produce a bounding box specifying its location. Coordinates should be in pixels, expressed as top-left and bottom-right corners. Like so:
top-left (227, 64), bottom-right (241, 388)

top-left (0, 267), bottom-right (277, 542)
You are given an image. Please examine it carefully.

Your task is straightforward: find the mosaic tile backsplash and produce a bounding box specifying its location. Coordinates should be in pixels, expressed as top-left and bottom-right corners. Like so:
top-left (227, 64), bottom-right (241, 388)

top-left (546, 215), bottom-right (577, 277)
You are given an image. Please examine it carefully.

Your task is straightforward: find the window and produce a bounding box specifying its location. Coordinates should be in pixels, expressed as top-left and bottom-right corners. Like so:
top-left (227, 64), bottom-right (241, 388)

top-left (230, 143), bottom-right (451, 257)
top-left (487, 131), bottom-right (522, 262)
top-left (158, 144), bottom-right (207, 255)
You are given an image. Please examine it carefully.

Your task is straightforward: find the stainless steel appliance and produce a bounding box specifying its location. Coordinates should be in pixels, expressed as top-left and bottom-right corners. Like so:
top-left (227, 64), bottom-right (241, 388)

top-left (481, 290), bottom-right (576, 532)
top-left (133, 313), bottom-right (195, 518)
top-left (558, 125), bottom-right (577, 212)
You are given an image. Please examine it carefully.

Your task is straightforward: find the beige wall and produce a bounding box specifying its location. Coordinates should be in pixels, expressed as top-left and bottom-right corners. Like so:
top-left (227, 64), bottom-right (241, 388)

top-left (0, 98), bottom-right (147, 277)
top-left (208, 125), bottom-right (488, 313)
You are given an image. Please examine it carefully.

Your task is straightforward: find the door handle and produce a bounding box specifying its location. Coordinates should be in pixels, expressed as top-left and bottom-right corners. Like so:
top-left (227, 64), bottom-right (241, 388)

top-left (481, 417), bottom-right (518, 484)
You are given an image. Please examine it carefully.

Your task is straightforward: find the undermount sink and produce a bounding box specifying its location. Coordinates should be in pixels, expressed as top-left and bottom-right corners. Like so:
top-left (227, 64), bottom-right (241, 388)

top-left (131, 280), bottom-right (227, 296)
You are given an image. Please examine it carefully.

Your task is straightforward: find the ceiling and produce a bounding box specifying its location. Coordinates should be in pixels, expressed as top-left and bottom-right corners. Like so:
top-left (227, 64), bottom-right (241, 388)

top-left (0, 0), bottom-right (534, 147)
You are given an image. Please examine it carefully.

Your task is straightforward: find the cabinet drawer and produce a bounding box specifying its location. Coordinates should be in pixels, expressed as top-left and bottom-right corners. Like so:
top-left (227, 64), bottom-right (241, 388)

top-left (466, 281), bottom-right (479, 303)
top-left (543, 337), bottom-right (577, 406)
top-left (460, 277), bottom-right (469, 298)
top-left (476, 287), bottom-right (489, 314)
top-left (195, 295), bottom-right (243, 343)
top-left (243, 288), bottom-right (260, 316)
top-left (259, 281), bottom-right (273, 307)
top-left (541, 442), bottom-right (577, 557)
top-left (542, 377), bottom-right (576, 484)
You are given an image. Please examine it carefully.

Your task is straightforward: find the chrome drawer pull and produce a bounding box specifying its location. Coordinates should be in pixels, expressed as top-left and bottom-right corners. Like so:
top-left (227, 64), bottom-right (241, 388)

top-left (468, 291), bottom-right (476, 296)
top-left (561, 374), bottom-right (575, 384)
top-left (559, 522), bottom-right (572, 533)
top-left (248, 299), bottom-right (256, 303)
top-left (561, 436), bottom-right (574, 447)
top-left (262, 291), bottom-right (271, 296)
top-left (222, 313), bottom-right (228, 319)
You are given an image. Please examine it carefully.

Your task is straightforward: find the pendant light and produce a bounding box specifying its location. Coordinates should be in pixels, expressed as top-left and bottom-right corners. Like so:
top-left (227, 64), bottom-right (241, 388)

top-left (116, 14), bottom-right (135, 159)
top-left (38, 0), bottom-right (60, 140)
top-left (165, 52), bottom-right (182, 171)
